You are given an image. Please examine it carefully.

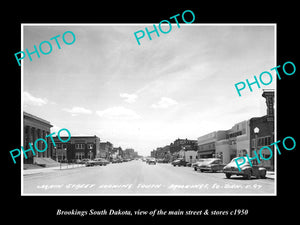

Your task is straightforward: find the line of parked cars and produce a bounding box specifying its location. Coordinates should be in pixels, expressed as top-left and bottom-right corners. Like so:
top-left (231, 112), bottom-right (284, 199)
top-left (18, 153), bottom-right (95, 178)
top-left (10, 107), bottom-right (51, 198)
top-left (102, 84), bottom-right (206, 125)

top-left (170, 157), bottom-right (267, 180)
top-left (75, 157), bottom-right (135, 167)
top-left (85, 158), bottom-right (110, 167)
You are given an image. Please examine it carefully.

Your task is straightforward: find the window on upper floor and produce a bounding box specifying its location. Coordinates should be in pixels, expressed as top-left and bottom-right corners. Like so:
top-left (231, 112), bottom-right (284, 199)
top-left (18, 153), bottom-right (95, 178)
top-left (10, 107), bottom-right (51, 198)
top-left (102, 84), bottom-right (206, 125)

top-left (75, 144), bottom-right (85, 149)
top-left (87, 144), bottom-right (94, 149)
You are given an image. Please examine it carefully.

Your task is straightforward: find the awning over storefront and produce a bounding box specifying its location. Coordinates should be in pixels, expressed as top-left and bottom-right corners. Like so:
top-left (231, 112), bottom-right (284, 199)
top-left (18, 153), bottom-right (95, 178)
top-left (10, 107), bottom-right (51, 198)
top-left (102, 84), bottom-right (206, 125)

top-left (198, 150), bottom-right (215, 157)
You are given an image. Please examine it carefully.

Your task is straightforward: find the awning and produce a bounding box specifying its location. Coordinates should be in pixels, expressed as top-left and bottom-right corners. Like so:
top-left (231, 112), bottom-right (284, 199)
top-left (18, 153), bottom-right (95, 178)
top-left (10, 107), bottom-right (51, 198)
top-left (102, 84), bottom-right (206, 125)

top-left (198, 150), bottom-right (215, 155)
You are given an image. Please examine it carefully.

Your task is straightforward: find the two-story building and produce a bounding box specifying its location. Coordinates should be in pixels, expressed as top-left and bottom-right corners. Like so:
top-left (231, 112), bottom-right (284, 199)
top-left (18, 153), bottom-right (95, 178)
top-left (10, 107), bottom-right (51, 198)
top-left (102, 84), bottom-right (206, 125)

top-left (99, 141), bottom-right (113, 159)
top-left (197, 131), bottom-right (227, 159)
top-left (215, 120), bottom-right (250, 164)
top-left (249, 90), bottom-right (275, 170)
top-left (51, 135), bottom-right (100, 162)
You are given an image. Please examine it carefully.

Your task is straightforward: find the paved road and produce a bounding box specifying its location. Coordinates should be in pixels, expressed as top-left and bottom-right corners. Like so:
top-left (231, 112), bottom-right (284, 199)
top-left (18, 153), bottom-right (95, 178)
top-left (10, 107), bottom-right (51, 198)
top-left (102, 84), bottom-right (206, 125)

top-left (23, 160), bottom-right (275, 195)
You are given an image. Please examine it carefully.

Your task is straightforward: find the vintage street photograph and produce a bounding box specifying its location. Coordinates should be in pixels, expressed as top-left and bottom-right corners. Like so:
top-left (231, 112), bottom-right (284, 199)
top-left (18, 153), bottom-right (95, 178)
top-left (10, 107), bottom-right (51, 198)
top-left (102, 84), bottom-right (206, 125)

top-left (21, 24), bottom-right (276, 195)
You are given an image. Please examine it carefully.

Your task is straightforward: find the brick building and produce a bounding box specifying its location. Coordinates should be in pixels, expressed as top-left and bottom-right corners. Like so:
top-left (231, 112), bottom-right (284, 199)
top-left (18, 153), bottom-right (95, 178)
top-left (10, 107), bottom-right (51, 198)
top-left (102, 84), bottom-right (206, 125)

top-left (99, 141), bottom-right (113, 158)
top-left (51, 135), bottom-right (100, 162)
top-left (249, 90), bottom-right (275, 170)
top-left (170, 138), bottom-right (198, 154)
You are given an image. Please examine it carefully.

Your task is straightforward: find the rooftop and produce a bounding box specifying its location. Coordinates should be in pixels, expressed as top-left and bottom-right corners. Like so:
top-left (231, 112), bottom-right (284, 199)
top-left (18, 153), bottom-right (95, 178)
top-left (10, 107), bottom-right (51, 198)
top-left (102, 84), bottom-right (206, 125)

top-left (24, 111), bottom-right (52, 127)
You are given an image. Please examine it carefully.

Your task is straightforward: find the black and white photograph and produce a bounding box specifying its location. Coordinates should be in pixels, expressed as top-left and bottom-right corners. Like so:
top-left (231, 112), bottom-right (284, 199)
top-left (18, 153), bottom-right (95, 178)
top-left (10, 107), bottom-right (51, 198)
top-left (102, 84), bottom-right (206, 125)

top-left (21, 24), bottom-right (276, 195)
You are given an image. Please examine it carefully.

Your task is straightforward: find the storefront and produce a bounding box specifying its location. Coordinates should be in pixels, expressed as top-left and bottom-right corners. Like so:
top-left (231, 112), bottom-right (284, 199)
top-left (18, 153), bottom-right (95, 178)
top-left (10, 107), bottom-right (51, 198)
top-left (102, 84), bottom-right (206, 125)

top-left (198, 149), bottom-right (215, 159)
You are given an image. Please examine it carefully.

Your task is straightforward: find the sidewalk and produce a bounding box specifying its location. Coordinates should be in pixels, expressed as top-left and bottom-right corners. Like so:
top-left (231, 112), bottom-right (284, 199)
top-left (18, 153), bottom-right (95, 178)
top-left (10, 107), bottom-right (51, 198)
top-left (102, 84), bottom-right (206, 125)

top-left (23, 164), bottom-right (86, 176)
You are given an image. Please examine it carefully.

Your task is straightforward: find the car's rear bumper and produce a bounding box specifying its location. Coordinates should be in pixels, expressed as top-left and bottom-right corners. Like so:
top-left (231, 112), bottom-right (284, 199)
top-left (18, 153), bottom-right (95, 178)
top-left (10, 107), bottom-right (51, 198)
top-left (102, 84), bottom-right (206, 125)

top-left (223, 170), bottom-right (244, 175)
top-left (198, 166), bottom-right (212, 171)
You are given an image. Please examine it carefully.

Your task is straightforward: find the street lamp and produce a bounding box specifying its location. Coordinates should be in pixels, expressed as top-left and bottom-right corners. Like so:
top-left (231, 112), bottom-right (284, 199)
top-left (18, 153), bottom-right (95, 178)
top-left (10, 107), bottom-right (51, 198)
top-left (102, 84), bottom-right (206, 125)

top-left (254, 127), bottom-right (260, 157)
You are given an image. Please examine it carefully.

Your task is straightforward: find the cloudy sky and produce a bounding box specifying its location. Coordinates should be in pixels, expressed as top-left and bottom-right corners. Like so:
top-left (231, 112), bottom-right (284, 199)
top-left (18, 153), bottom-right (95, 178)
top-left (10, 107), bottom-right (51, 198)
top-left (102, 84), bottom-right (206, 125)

top-left (22, 24), bottom-right (275, 156)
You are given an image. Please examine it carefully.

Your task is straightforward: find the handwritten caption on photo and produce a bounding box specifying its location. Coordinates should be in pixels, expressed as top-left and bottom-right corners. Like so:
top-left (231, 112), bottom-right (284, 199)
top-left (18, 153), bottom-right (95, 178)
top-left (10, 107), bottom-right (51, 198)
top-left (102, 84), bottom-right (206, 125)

top-left (37, 182), bottom-right (262, 190)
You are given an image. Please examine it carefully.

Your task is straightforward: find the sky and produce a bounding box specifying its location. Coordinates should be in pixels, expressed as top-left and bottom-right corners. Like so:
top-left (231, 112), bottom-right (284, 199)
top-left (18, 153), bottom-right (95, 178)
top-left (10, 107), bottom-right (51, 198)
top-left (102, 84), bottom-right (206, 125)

top-left (22, 24), bottom-right (275, 156)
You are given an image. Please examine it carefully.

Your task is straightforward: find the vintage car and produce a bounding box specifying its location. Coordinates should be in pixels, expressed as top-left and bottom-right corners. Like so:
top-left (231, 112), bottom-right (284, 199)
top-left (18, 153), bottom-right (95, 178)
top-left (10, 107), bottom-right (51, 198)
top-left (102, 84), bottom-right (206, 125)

top-left (192, 159), bottom-right (210, 171)
top-left (111, 158), bottom-right (121, 164)
top-left (223, 157), bottom-right (267, 179)
top-left (85, 158), bottom-right (110, 167)
top-left (147, 158), bottom-right (157, 165)
top-left (156, 158), bottom-right (169, 163)
top-left (75, 158), bottom-right (89, 164)
top-left (197, 158), bottom-right (225, 172)
top-left (171, 158), bottom-right (189, 167)
top-left (95, 158), bottom-right (110, 166)
top-left (85, 159), bottom-right (96, 167)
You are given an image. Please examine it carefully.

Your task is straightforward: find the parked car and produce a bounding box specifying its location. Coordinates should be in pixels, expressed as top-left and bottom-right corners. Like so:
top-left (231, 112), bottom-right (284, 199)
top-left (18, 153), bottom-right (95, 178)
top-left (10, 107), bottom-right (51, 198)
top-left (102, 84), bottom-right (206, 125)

top-left (94, 158), bottom-right (110, 166)
top-left (197, 158), bottom-right (225, 172)
top-left (85, 158), bottom-right (110, 167)
top-left (85, 159), bottom-right (96, 167)
top-left (163, 159), bottom-right (170, 163)
top-left (58, 159), bottom-right (68, 163)
top-left (171, 158), bottom-right (189, 167)
top-left (192, 159), bottom-right (209, 171)
top-left (186, 162), bottom-right (192, 167)
top-left (111, 158), bottom-right (119, 164)
top-left (147, 158), bottom-right (157, 165)
top-left (156, 159), bottom-right (164, 163)
top-left (75, 159), bottom-right (88, 164)
top-left (223, 157), bottom-right (267, 179)
top-left (145, 157), bottom-right (155, 164)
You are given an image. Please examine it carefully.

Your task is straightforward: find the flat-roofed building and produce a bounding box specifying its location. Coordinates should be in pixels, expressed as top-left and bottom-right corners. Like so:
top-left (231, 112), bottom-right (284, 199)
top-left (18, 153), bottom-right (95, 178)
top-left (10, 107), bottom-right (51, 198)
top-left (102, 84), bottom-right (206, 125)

top-left (51, 135), bottom-right (100, 162)
top-left (197, 131), bottom-right (227, 159)
top-left (23, 111), bottom-right (53, 164)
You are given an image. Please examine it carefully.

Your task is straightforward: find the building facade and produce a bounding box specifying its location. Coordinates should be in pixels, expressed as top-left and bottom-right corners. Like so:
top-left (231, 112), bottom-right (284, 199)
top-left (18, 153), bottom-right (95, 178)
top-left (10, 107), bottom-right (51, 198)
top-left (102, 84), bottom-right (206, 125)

top-left (178, 149), bottom-right (198, 163)
top-left (150, 145), bottom-right (172, 161)
top-left (197, 131), bottom-right (227, 159)
top-left (249, 91), bottom-right (274, 170)
top-left (215, 120), bottom-right (250, 164)
top-left (124, 148), bottom-right (135, 159)
top-left (170, 138), bottom-right (197, 154)
top-left (51, 136), bottom-right (100, 162)
top-left (23, 112), bottom-right (53, 164)
top-left (112, 147), bottom-right (124, 159)
top-left (99, 141), bottom-right (113, 158)
top-left (196, 90), bottom-right (274, 170)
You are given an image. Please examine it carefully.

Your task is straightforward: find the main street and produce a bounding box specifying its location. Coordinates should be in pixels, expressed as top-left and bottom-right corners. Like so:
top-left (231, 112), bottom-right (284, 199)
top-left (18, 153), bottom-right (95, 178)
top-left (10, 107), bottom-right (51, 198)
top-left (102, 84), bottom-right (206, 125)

top-left (23, 160), bottom-right (275, 195)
